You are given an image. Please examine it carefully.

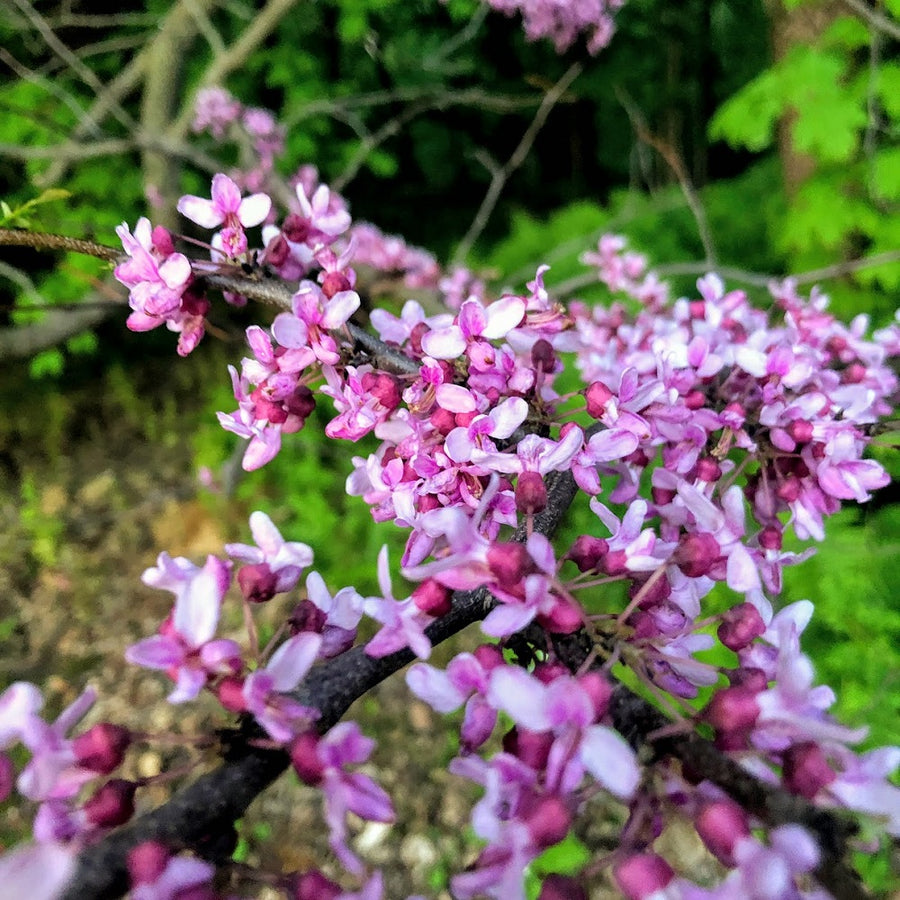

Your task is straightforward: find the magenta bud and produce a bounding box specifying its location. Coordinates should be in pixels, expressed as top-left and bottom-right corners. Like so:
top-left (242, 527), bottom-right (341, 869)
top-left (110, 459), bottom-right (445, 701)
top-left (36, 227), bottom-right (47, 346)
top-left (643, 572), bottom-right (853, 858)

top-left (472, 644), bottom-right (504, 672)
top-left (758, 525), bottom-right (783, 551)
top-left (409, 321), bottom-right (429, 354)
top-left (689, 300), bottom-right (705, 319)
top-left (264, 233), bottom-right (290, 267)
top-left (361, 372), bottom-right (402, 411)
top-left (718, 602), bottom-right (766, 651)
top-left (578, 672), bottom-right (613, 720)
top-left (487, 542), bottom-right (531, 587)
top-left (537, 596), bottom-right (583, 634)
top-left (502, 727), bottom-right (553, 770)
top-left (843, 362), bottom-right (866, 383)
top-left (684, 389), bottom-right (706, 410)
top-left (523, 795), bottom-right (571, 849)
top-left (629, 573), bottom-right (671, 609)
top-left (285, 384), bottom-right (316, 419)
top-left (776, 477), bottom-right (801, 503)
top-left (217, 676), bottom-right (247, 713)
top-left (787, 420), bottom-right (814, 443)
top-left (412, 579), bottom-right (452, 617)
top-left (782, 742), bottom-right (836, 799)
top-left (599, 549), bottom-right (629, 577)
top-left (652, 486), bottom-right (676, 506)
top-left (531, 339), bottom-right (557, 371)
top-left (0, 753), bottom-right (14, 803)
top-left (281, 213), bottom-right (310, 244)
top-left (320, 270), bottom-right (351, 299)
top-left (150, 226), bottom-right (175, 256)
top-left (84, 778), bottom-right (136, 828)
top-left (585, 381), bottom-right (614, 417)
top-left (728, 667), bottom-right (769, 693)
top-left (538, 874), bottom-right (587, 900)
top-left (430, 407), bottom-right (455, 435)
top-left (695, 458), bottom-right (722, 483)
top-left (614, 853), bottom-right (675, 900)
top-left (73, 723), bottom-right (132, 774)
top-left (695, 800), bottom-right (750, 866)
top-left (566, 535), bottom-right (609, 572)
top-left (238, 563), bottom-right (278, 603)
top-left (515, 470), bottom-right (547, 515)
top-left (673, 532), bottom-right (721, 578)
top-left (292, 870), bottom-right (342, 900)
top-left (128, 840), bottom-right (171, 885)
top-left (704, 687), bottom-right (760, 734)
top-left (289, 600), bottom-right (327, 635)
top-left (290, 732), bottom-right (325, 786)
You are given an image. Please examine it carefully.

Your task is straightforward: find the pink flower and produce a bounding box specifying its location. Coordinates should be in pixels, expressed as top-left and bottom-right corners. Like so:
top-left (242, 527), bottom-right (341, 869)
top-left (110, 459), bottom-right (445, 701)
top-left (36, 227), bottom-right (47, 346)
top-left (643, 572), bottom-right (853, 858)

top-left (125, 554), bottom-right (240, 703)
top-left (225, 511), bottom-right (314, 594)
top-left (177, 173), bottom-right (271, 231)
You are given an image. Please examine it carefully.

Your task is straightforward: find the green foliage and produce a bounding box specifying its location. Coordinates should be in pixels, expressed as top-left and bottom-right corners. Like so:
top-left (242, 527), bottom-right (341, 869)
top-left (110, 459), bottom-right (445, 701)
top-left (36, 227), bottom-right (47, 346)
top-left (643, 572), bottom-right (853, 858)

top-left (0, 188), bottom-right (71, 228)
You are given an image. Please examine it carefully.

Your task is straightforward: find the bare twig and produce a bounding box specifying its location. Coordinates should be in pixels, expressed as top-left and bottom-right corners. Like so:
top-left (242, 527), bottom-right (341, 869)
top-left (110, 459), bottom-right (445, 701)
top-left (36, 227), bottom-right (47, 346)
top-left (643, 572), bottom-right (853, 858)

top-left (842, 0), bottom-right (900, 41)
top-left (452, 62), bottom-right (582, 266)
top-left (616, 86), bottom-right (717, 266)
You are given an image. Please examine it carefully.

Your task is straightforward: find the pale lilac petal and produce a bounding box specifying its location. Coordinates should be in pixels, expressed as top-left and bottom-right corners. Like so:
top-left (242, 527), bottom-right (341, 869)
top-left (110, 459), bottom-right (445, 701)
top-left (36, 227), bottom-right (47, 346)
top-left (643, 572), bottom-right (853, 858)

top-left (579, 725), bottom-right (640, 799)
top-left (271, 312), bottom-right (309, 349)
top-left (248, 511), bottom-right (284, 556)
top-left (173, 567), bottom-right (222, 647)
top-left (243, 429), bottom-right (282, 470)
top-left (125, 635), bottom-right (184, 669)
top-left (0, 683), bottom-right (44, 748)
top-left (482, 296), bottom-right (525, 338)
top-left (481, 602), bottom-right (536, 637)
top-left (436, 383), bottom-right (477, 413)
top-left (421, 326), bottom-right (465, 359)
top-left (343, 771), bottom-right (395, 822)
top-left (321, 290), bottom-right (360, 329)
top-left (486, 667), bottom-right (549, 731)
top-left (587, 428), bottom-right (639, 462)
top-left (237, 192), bottom-right (272, 227)
top-left (210, 173), bottom-right (242, 213)
top-left (266, 633), bottom-right (323, 691)
top-left (0, 842), bottom-right (75, 900)
top-left (177, 195), bottom-right (224, 229)
top-left (168, 666), bottom-right (207, 703)
top-left (726, 544), bottom-right (761, 592)
top-left (157, 253), bottom-right (191, 290)
top-left (488, 397), bottom-right (529, 439)
top-left (406, 663), bottom-right (467, 712)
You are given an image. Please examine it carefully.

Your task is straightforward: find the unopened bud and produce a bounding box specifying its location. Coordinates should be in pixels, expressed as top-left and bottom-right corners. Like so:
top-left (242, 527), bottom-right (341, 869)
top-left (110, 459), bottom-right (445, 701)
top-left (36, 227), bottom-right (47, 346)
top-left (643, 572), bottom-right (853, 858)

top-left (566, 535), bottom-right (609, 572)
top-left (320, 270), bottom-right (351, 299)
top-left (585, 381), bottom-right (614, 418)
top-left (127, 840), bottom-right (171, 885)
top-left (696, 800), bottom-right (750, 866)
top-left (718, 602), bottom-right (766, 651)
top-left (292, 870), bottom-right (342, 900)
top-left (704, 686), bottom-right (759, 734)
top-left (515, 470), bottom-right (547, 515)
top-left (487, 542), bottom-right (531, 587)
top-left (538, 874), bottom-right (587, 900)
top-left (614, 853), bottom-right (675, 900)
top-left (673, 533), bottom-right (721, 578)
top-left (84, 778), bottom-right (136, 828)
top-left (238, 563), bottom-right (278, 603)
top-left (782, 742), bottom-right (835, 799)
top-left (290, 732), bottom-right (324, 786)
top-left (73, 723), bottom-right (132, 774)
top-left (412, 579), bottom-right (452, 617)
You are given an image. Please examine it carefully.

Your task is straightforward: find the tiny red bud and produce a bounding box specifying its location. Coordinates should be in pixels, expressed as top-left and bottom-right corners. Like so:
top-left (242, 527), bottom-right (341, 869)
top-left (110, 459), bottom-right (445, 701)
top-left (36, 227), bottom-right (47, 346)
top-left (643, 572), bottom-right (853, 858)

top-left (73, 723), bottom-right (132, 774)
top-left (728, 667), bottom-right (769, 692)
top-left (695, 458), bottom-right (722, 483)
top-left (320, 270), bottom-right (351, 299)
top-left (578, 672), bottom-right (613, 719)
top-left (289, 599), bottom-right (327, 635)
top-left (531, 339), bottom-right (556, 371)
top-left (673, 532), bottom-right (721, 578)
top-left (704, 686), bottom-right (760, 734)
top-left (585, 381), bottom-right (614, 418)
top-left (264, 233), bottom-right (290, 267)
top-left (599, 549), bottom-right (629, 577)
top-left (782, 742), bottom-right (836, 799)
top-left (487, 542), bottom-right (531, 587)
top-left (502, 727), bottom-right (553, 770)
top-left (787, 420), bottom-right (814, 443)
top-left (523, 795), bottom-right (571, 849)
top-left (538, 874), bottom-right (587, 900)
top-left (566, 535), bottom-right (609, 572)
top-left (614, 853), bottom-right (675, 900)
top-left (361, 372), bottom-right (402, 411)
top-left (412, 579), bottom-right (452, 616)
top-left (684, 389), bottom-right (706, 410)
top-left (472, 644), bottom-right (504, 672)
top-left (284, 384), bottom-right (316, 419)
top-left (290, 732), bottom-right (325, 786)
top-left (696, 800), bottom-right (750, 866)
top-left (718, 602), bottom-right (766, 651)
top-left (758, 525), bottom-right (783, 551)
top-left (238, 563), bottom-right (278, 603)
top-left (515, 470), bottom-right (547, 515)
top-left (217, 676), bottom-right (247, 713)
top-left (292, 870), bottom-right (342, 900)
top-left (281, 214), bottom-right (309, 244)
top-left (84, 778), bottom-right (136, 828)
top-left (128, 840), bottom-right (171, 885)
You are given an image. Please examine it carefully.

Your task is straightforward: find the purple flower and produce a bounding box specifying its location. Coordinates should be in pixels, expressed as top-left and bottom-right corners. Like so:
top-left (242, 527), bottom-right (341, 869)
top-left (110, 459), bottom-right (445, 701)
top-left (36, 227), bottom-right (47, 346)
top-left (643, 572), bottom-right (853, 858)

top-left (177, 173), bottom-right (271, 232)
top-left (126, 554), bottom-right (240, 703)
top-left (225, 511), bottom-right (314, 593)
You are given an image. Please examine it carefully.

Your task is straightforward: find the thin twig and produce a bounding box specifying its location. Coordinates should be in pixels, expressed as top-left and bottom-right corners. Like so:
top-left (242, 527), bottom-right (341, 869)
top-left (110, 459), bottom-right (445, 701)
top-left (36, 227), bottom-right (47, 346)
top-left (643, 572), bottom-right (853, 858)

top-left (842, 0), bottom-right (900, 41)
top-left (452, 62), bottom-right (582, 266)
top-left (616, 86), bottom-right (717, 267)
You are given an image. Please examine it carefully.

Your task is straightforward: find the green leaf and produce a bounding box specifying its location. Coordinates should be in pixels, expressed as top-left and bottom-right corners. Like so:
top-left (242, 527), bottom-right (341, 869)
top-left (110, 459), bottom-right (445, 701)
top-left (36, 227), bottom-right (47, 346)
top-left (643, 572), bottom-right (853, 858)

top-left (29, 348), bottom-right (64, 379)
top-left (822, 15), bottom-right (871, 50)
top-left (877, 62), bottom-right (900, 119)
top-left (871, 146), bottom-right (900, 200)
top-left (709, 68), bottom-right (783, 151)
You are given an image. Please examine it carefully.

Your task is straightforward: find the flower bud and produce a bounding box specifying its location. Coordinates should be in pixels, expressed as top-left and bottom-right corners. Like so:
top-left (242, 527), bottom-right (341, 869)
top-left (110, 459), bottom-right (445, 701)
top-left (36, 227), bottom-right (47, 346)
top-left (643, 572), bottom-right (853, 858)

top-left (264, 233), bottom-right (290, 267)
top-left (320, 270), bottom-right (351, 299)
top-left (292, 870), bottom-right (342, 900)
top-left (73, 723), bottom-right (132, 774)
top-left (412, 579), bottom-right (452, 617)
top-left (538, 874), bottom-right (587, 900)
top-left (127, 840), bottom-right (171, 885)
top-left (578, 672), bottom-right (613, 720)
top-left (566, 535), bottom-right (609, 572)
top-left (585, 381), bottom-right (614, 417)
top-left (429, 407), bottom-right (455, 435)
top-left (782, 742), bottom-right (835, 799)
top-left (150, 226), bottom-right (175, 256)
top-left (290, 732), bottom-right (324, 786)
top-left (531, 339), bottom-right (557, 371)
top-left (83, 778), bottom-right (137, 828)
top-left (728, 667), bottom-right (769, 693)
top-left (695, 458), bottom-right (722, 483)
top-left (787, 419), bottom-right (814, 444)
top-left (695, 800), bottom-right (750, 865)
top-left (599, 549), bottom-right (628, 577)
top-left (516, 470), bottom-right (547, 515)
top-left (537, 596), bottom-right (582, 634)
top-left (684, 389), bottom-right (706, 410)
top-left (502, 727), bottom-right (553, 770)
top-left (704, 687), bottom-right (759, 735)
top-left (216, 676), bottom-right (247, 713)
top-left (289, 600), bottom-right (327, 635)
top-left (238, 563), bottom-right (279, 603)
top-left (281, 214), bottom-right (310, 244)
top-left (361, 372), bottom-right (402, 411)
top-left (0, 753), bottom-right (13, 803)
top-left (613, 853), bottom-right (675, 900)
top-left (672, 533), bottom-right (720, 578)
top-left (487, 542), bottom-right (531, 588)
top-left (522, 794), bottom-right (571, 849)
top-left (758, 525), bottom-right (783, 550)
top-left (473, 644), bottom-right (504, 672)
top-left (285, 384), bottom-right (316, 419)
top-left (718, 602), bottom-right (766, 651)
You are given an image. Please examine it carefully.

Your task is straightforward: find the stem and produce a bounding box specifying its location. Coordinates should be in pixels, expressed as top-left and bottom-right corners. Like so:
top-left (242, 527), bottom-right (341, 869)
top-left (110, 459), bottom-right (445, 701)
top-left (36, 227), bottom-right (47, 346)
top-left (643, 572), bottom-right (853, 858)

top-left (0, 227), bottom-right (121, 262)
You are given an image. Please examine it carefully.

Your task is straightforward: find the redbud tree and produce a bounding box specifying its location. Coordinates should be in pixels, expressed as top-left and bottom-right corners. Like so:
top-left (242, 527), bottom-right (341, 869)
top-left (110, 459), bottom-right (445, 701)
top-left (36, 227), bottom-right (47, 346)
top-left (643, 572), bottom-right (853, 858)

top-left (1, 3), bottom-right (898, 899)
